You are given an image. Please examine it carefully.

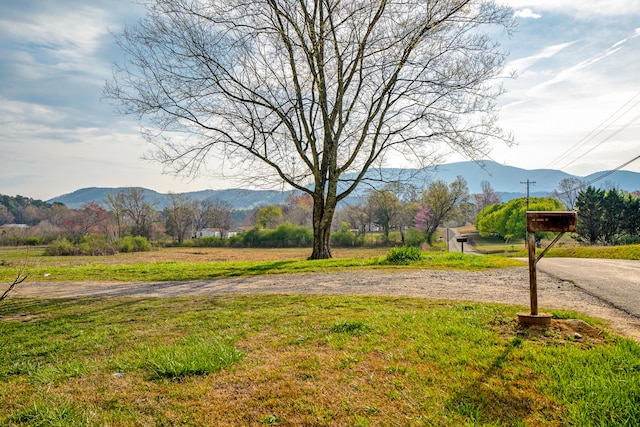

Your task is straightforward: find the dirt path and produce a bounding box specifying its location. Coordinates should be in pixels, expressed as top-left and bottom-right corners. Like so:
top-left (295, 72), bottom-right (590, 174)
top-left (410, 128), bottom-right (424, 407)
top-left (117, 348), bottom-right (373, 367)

top-left (10, 267), bottom-right (640, 341)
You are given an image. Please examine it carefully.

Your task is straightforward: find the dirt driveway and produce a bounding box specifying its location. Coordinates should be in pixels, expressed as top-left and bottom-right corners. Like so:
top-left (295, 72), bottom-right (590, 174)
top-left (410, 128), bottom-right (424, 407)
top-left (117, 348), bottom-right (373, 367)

top-left (11, 266), bottom-right (640, 341)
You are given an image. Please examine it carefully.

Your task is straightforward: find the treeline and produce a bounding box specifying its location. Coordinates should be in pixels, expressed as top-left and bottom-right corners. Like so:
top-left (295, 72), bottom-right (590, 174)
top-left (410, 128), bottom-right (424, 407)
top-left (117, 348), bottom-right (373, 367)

top-left (476, 197), bottom-right (566, 240)
top-left (0, 195), bottom-right (58, 226)
top-left (5, 178), bottom-right (640, 254)
top-left (575, 186), bottom-right (640, 245)
top-left (0, 188), bottom-right (239, 252)
top-left (476, 186), bottom-right (640, 246)
top-left (1, 176), bottom-right (481, 254)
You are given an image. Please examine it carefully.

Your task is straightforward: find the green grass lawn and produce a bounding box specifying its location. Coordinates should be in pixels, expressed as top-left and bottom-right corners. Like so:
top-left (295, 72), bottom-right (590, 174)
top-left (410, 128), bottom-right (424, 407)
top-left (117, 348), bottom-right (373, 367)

top-left (0, 248), bottom-right (524, 283)
top-left (1, 244), bottom-right (639, 425)
top-left (471, 234), bottom-right (640, 260)
top-left (1, 295), bottom-right (639, 426)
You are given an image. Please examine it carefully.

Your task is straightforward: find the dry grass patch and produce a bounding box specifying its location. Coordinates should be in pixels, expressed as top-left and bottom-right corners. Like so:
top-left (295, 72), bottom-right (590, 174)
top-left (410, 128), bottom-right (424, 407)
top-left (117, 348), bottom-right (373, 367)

top-left (0, 246), bottom-right (389, 266)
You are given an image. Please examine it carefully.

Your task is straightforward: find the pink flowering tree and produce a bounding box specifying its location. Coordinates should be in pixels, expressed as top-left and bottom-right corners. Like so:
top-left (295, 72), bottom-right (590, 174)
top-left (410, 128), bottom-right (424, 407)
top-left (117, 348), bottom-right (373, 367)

top-left (413, 205), bottom-right (436, 243)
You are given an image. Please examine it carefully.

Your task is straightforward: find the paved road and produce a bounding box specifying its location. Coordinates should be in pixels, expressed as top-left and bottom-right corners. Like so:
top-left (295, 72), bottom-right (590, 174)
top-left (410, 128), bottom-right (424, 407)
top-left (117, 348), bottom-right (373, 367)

top-left (446, 228), bottom-right (477, 254)
top-left (535, 258), bottom-right (640, 318)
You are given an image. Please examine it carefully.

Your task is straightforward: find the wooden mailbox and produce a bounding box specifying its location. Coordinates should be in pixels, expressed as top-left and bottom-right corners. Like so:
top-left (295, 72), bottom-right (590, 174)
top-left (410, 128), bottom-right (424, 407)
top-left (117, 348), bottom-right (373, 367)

top-left (456, 236), bottom-right (468, 253)
top-left (519, 211), bottom-right (577, 325)
top-left (526, 211), bottom-right (577, 233)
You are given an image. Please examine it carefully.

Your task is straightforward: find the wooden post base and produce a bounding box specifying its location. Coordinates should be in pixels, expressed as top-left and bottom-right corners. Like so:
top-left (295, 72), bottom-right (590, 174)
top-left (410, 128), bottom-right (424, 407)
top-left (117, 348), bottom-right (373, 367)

top-left (517, 312), bottom-right (553, 326)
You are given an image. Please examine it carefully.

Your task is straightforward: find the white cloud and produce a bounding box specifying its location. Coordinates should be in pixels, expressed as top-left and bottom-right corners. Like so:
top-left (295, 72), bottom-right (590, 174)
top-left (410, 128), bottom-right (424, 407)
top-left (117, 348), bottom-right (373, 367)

top-left (514, 8), bottom-right (541, 19)
top-left (1, 8), bottom-right (105, 52)
top-left (0, 4), bottom-right (120, 86)
top-left (504, 41), bottom-right (575, 75)
top-left (530, 31), bottom-right (636, 93)
top-left (501, 0), bottom-right (640, 17)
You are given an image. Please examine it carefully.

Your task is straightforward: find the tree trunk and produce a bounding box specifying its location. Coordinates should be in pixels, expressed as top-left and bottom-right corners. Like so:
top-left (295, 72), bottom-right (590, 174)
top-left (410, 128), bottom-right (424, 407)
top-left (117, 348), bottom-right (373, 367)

top-left (310, 219), bottom-right (332, 259)
top-left (309, 188), bottom-right (337, 259)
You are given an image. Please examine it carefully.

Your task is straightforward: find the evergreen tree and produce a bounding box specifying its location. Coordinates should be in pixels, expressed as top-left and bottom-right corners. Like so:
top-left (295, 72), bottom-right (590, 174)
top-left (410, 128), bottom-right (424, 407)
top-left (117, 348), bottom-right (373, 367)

top-left (575, 186), bottom-right (605, 244)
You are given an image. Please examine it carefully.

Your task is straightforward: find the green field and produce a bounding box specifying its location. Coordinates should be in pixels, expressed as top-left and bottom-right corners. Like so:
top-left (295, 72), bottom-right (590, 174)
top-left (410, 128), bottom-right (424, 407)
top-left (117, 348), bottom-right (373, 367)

top-left (0, 246), bottom-right (524, 283)
top-left (2, 295), bottom-right (639, 426)
top-left (469, 232), bottom-right (640, 260)
top-left (1, 244), bottom-right (639, 425)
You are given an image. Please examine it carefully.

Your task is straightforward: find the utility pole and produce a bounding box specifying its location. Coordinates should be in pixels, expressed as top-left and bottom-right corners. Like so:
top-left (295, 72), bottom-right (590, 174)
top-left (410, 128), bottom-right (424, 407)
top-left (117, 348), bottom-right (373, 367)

top-left (520, 179), bottom-right (536, 209)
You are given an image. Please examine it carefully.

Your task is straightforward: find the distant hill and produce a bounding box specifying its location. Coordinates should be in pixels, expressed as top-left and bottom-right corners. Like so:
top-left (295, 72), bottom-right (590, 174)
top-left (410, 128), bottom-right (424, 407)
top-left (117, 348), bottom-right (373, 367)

top-left (48, 187), bottom-right (292, 210)
top-left (47, 160), bottom-right (640, 210)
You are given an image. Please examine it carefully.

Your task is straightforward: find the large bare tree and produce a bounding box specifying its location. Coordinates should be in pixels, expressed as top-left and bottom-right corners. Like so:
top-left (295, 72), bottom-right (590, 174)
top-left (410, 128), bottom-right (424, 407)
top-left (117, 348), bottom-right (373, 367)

top-left (105, 0), bottom-right (514, 258)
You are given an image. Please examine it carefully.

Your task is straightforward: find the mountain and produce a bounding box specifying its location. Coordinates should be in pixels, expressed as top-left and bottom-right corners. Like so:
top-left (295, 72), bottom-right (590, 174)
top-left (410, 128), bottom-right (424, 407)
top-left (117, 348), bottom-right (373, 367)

top-left (47, 160), bottom-right (640, 210)
top-left (48, 187), bottom-right (292, 210)
top-left (428, 161), bottom-right (576, 194)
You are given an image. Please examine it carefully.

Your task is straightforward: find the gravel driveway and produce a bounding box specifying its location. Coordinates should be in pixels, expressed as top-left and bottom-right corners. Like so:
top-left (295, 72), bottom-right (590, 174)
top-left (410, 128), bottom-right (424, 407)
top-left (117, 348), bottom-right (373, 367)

top-left (11, 266), bottom-right (640, 341)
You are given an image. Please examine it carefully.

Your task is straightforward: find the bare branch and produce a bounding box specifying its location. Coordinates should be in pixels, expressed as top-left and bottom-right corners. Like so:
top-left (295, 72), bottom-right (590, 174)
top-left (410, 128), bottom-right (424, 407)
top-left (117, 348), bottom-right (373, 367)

top-left (104, 0), bottom-right (515, 258)
top-left (0, 256), bottom-right (27, 303)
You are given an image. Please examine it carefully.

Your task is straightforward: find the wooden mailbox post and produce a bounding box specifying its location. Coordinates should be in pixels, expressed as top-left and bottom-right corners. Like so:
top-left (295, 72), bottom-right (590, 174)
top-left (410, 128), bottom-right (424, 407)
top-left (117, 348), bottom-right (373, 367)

top-left (518, 211), bottom-right (577, 325)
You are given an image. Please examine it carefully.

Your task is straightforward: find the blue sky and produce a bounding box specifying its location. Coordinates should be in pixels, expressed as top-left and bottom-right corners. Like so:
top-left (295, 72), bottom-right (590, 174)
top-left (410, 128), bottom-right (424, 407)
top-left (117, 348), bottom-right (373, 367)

top-left (1, 0), bottom-right (640, 200)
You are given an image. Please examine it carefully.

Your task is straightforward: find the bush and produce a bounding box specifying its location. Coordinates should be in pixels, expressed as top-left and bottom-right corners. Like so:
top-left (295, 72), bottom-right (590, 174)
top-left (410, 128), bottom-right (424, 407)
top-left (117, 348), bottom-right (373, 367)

top-left (44, 235), bottom-right (152, 256)
top-left (612, 235), bottom-right (640, 246)
top-left (233, 223), bottom-right (313, 248)
top-left (234, 227), bottom-right (261, 248)
top-left (384, 246), bottom-right (423, 265)
top-left (117, 236), bottom-right (153, 253)
top-left (44, 238), bottom-right (77, 256)
top-left (269, 223), bottom-right (313, 247)
top-left (45, 235), bottom-right (117, 256)
top-left (79, 235), bottom-right (117, 255)
top-left (403, 228), bottom-right (427, 247)
top-left (332, 223), bottom-right (364, 247)
top-left (192, 236), bottom-right (230, 248)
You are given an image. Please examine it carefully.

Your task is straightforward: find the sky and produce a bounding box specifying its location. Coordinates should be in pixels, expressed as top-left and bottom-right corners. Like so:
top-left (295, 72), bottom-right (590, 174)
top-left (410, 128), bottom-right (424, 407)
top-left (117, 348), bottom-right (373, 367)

top-left (1, 0), bottom-right (640, 200)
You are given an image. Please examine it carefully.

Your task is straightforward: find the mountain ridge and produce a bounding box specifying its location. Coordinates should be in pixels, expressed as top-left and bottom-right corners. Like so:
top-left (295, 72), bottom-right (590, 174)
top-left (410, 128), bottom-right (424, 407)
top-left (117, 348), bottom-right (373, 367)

top-left (47, 160), bottom-right (640, 210)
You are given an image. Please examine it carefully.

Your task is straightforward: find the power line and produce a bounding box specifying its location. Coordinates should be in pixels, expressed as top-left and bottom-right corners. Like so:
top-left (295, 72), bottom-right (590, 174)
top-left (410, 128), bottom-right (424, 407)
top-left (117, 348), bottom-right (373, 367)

top-left (582, 154), bottom-right (640, 187)
top-left (561, 112), bottom-right (640, 170)
top-left (553, 154), bottom-right (640, 198)
top-left (544, 90), bottom-right (640, 171)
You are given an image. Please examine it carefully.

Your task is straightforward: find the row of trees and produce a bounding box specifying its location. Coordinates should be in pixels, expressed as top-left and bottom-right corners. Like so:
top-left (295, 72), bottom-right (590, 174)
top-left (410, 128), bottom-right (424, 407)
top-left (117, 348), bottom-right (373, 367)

top-left (2, 174), bottom-right (484, 250)
top-left (476, 185), bottom-right (640, 246)
top-left (476, 197), bottom-right (566, 241)
top-left (5, 175), bottom-right (639, 251)
top-left (575, 186), bottom-right (640, 245)
top-left (336, 176), bottom-right (473, 245)
top-left (0, 195), bottom-right (59, 226)
top-left (0, 188), bottom-right (235, 247)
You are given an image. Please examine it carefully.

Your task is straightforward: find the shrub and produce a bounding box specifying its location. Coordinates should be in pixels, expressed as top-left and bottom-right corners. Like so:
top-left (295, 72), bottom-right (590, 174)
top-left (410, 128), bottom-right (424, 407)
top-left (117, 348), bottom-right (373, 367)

top-left (44, 238), bottom-right (77, 256)
top-left (384, 246), bottom-right (423, 265)
top-left (192, 236), bottom-right (230, 248)
top-left (45, 235), bottom-right (153, 256)
top-left (24, 236), bottom-right (44, 246)
top-left (234, 227), bottom-right (261, 248)
top-left (117, 236), bottom-right (153, 253)
top-left (403, 228), bottom-right (427, 247)
top-left (233, 223), bottom-right (313, 248)
top-left (331, 223), bottom-right (364, 247)
top-left (269, 222), bottom-right (313, 247)
top-left (613, 235), bottom-right (640, 246)
top-left (79, 235), bottom-right (117, 255)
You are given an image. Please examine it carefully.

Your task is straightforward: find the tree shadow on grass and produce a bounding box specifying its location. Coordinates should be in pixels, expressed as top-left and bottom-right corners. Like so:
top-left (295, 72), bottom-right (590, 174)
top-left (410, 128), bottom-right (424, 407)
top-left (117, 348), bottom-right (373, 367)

top-left (240, 260), bottom-right (298, 275)
top-left (445, 336), bottom-right (562, 425)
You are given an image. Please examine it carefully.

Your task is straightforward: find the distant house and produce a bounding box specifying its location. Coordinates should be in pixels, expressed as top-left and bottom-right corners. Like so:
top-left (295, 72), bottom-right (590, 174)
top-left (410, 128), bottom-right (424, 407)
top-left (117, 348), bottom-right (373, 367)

top-left (367, 223), bottom-right (382, 232)
top-left (196, 228), bottom-right (238, 239)
top-left (0, 224), bottom-right (29, 229)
